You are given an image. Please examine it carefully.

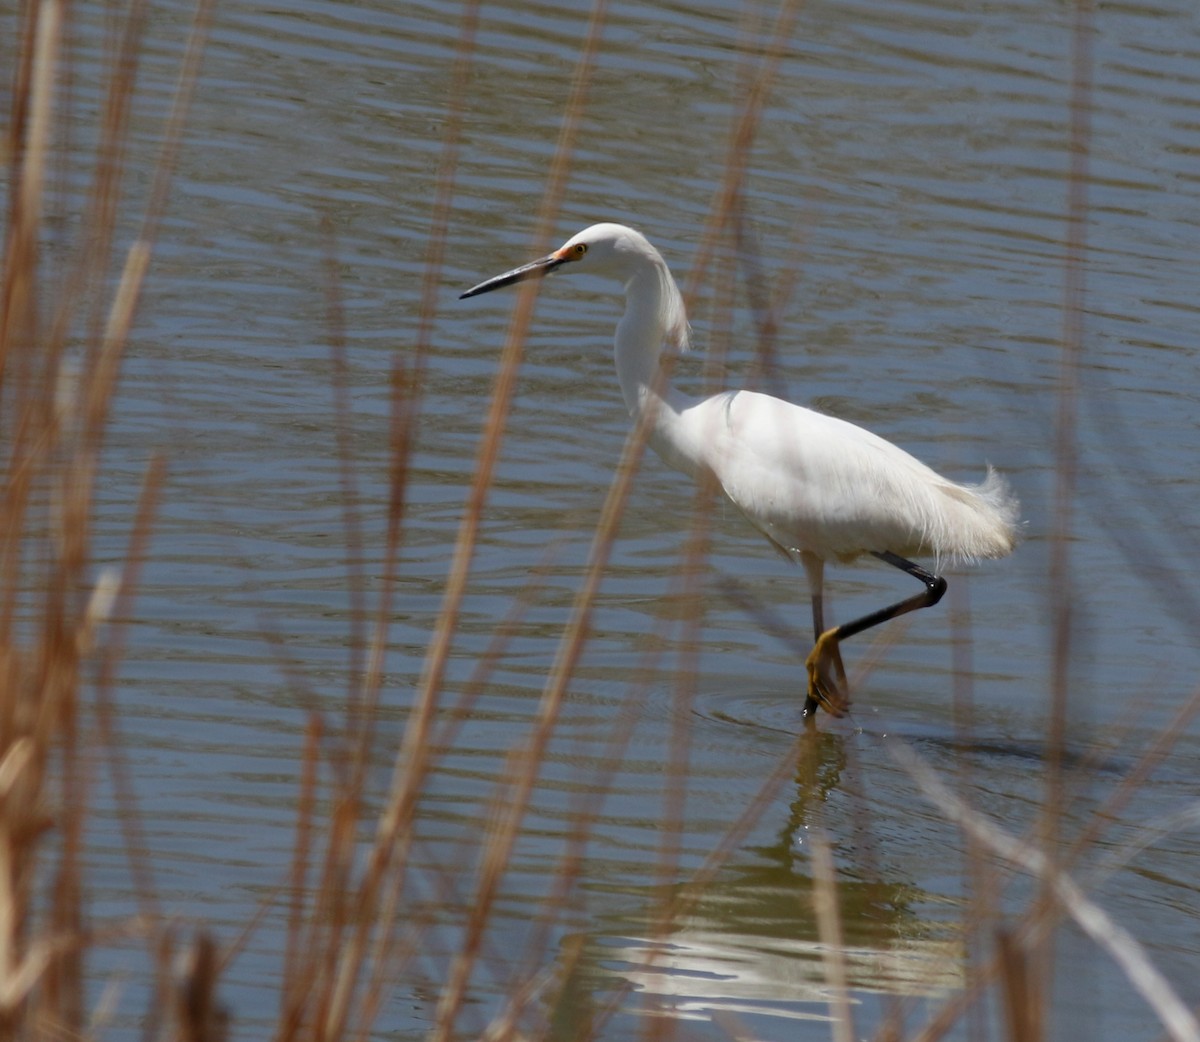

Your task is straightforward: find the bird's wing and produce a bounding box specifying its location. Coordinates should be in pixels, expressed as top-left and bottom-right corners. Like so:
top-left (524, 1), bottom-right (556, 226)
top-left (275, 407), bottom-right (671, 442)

top-left (683, 390), bottom-right (1010, 562)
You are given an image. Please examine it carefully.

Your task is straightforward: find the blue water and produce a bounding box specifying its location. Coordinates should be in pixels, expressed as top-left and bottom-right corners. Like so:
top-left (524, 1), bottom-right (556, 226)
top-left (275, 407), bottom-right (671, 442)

top-left (50, 0), bottom-right (1200, 1037)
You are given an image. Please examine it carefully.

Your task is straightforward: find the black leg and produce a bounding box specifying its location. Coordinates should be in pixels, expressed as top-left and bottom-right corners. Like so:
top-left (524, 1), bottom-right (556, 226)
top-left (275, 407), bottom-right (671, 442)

top-left (832, 551), bottom-right (947, 641)
top-left (805, 551), bottom-right (946, 714)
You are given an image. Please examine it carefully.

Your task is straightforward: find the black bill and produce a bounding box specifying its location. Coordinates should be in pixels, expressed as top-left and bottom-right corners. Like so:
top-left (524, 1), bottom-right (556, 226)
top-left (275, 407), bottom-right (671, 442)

top-left (459, 252), bottom-right (567, 299)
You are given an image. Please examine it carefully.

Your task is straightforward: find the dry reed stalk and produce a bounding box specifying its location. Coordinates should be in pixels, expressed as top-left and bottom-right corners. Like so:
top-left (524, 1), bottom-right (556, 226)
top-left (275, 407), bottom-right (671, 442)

top-left (929, 0), bottom-right (1197, 1036)
top-left (500, 721), bottom-right (636, 1037)
top-left (255, 19), bottom-right (464, 1028)
top-left (1069, 683), bottom-right (1200, 866)
top-left (278, 716), bottom-right (323, 1038)
top-left (892, 2), bottom-right (1107, 1039)
top-left (682, 0), bottom-right (808, 306)
top-left (904, 697), bottom-right (1189, 1042)
top-left (630, 14), bottom-right (812, 1039)
top-left (892, 739), bottom-right (1200, 1042)
top-left (278, 0), bottom-right (622, 1034)
top-left (89, 458), bottom-right (167, 928)
top-left (345, 563), bottom-right (561, 1038)
top-left (421, 5), bottom-right (614, 1039)
top-left (174, 930), bottom-right (229, 1042)
top-left (900, 669), bottom-right (1200, 1042)
top-left (565, 727), bottom-right (816, 1042)
top-left (276, 30), bottom-right (609, 1032)
top-left (0, 0), bottom-right (214, 1037)
top-left (274, 0), bottom-right (484, 1032)
top-left (1, 5), bottom-right (59, 389)
top-left (947, 583), bottom-right (999, 1042)
top-left (810, 829), bottom-right (856, 1042)
top-left (436, 221), bottom-right (745, 1035)
top-left (2, 3), bottom-right (84, 1035)
top-left (319, 224), bottom-right (371, 736)
top-left (995, 929), bottom-right (1041, 1042)
top-left (638, 313), bottom-right (725, 1042)
top-left (260, 229), bottom-right (385, 1042)
top-left (1039, 0), bottom-right (1093, 929)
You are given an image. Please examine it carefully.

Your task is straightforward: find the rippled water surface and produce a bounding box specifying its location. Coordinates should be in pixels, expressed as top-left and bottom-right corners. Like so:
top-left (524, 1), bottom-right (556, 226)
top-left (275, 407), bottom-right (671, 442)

top-left (48, 0), bottom-right (1200, 1037)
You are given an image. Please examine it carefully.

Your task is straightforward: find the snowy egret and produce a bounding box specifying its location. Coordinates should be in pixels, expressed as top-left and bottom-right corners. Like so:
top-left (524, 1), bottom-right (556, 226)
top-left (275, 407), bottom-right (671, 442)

top-left (460, 223), bottom-right (1018, 718)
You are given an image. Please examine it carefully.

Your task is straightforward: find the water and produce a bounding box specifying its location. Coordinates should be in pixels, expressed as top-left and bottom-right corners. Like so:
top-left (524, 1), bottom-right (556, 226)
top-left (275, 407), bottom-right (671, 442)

top-left (50, 0), bottom-right (1200, 1037)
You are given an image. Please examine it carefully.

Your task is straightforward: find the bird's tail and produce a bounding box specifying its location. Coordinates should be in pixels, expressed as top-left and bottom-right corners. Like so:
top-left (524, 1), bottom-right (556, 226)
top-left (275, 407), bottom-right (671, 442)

top-left (935, 466), bottom-right (1020, 563)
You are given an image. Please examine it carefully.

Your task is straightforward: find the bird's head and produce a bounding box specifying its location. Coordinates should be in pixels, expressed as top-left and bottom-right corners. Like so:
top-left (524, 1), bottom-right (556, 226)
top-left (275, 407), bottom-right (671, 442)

top-left (459, 223), bottom-right (658, 299)
top-left (460, 223), bottom-right (690, 352)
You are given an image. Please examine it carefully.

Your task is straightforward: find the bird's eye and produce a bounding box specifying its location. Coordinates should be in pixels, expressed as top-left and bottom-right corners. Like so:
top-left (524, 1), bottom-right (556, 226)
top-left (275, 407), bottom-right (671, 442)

top-left (573, 243), bottom-right (588, 257)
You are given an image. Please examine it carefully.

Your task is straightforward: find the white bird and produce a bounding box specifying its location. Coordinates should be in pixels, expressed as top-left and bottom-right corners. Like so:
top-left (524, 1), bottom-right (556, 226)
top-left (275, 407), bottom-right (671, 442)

top-left (461, 223), bottom-right (1018, 718)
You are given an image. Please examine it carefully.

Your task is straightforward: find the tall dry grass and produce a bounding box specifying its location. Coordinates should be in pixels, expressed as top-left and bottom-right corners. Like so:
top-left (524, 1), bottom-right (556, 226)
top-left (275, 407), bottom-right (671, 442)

top-left (1, 0), bottom-right (218, 1037)
top-left (3, 1), bottom-right (1198, 1041)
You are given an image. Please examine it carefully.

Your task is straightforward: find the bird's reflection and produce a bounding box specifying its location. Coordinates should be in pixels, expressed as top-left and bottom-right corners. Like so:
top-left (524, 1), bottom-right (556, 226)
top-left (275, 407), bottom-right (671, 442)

top-left (552, 727), bottom-right (963, 1039)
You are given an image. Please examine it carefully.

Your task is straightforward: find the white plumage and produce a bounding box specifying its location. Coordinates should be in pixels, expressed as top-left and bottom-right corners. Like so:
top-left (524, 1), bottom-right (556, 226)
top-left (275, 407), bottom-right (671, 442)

top-left (462, 222), bottom-right (1019, 719)
top-left (663, 388), bottom-right (1016, 564)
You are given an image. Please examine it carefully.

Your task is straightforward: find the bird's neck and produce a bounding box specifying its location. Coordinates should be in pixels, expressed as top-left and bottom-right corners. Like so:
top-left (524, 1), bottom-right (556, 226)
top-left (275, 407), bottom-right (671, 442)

top-left (612, 260), bottom-right (701, 476)
top-left (613, 258), bottom-right (686, 417)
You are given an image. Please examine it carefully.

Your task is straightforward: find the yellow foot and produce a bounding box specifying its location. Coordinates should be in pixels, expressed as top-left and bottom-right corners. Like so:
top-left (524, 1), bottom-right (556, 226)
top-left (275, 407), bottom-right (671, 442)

top-left (804, 628), bottom-right (849, 718)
